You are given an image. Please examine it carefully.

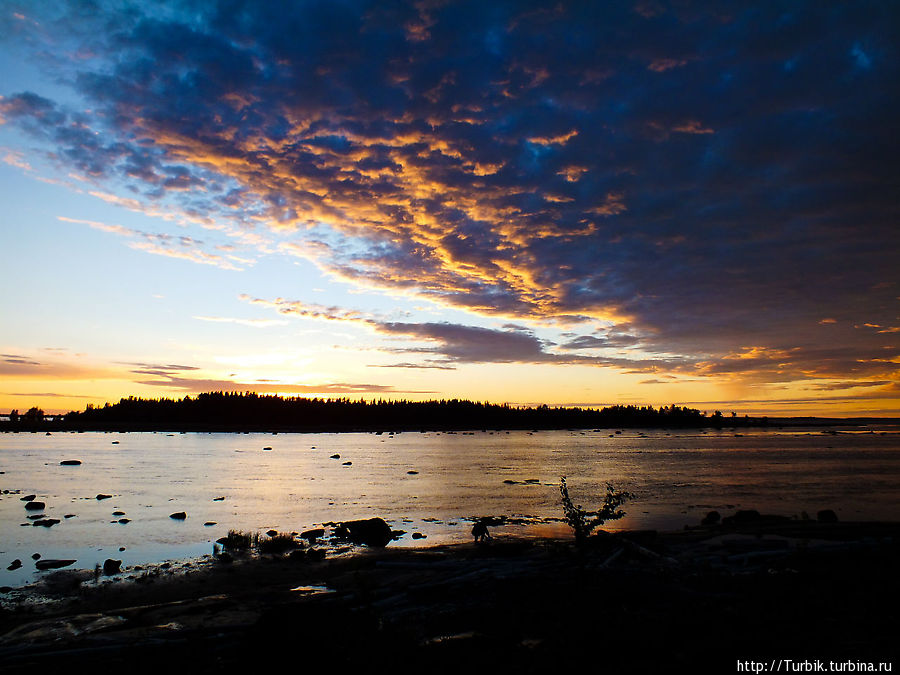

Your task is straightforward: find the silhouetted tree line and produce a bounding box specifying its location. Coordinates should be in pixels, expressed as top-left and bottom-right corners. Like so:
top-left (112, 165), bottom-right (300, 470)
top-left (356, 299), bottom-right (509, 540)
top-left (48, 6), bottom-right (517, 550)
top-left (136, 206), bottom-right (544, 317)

top-left (0, 392), bottom-right (763, 432)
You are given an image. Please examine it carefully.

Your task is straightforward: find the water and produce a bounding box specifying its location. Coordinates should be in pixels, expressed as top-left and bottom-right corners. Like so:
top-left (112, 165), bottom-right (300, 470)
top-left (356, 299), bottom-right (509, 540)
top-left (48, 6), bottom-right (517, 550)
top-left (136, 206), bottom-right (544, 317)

top-left (2, 426), bottom-right (899, 588)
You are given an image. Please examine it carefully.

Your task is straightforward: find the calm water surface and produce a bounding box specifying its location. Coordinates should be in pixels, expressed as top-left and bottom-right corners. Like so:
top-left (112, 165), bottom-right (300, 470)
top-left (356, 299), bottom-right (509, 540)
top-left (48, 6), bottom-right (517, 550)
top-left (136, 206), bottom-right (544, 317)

top-left (2, 427), bottom-right (899, 588)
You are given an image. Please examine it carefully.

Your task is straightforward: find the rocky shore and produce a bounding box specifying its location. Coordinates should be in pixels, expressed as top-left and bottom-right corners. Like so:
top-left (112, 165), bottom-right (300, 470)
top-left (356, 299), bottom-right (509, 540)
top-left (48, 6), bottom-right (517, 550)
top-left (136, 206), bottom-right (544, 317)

top-left (0, 519), bottom-right (897, 673)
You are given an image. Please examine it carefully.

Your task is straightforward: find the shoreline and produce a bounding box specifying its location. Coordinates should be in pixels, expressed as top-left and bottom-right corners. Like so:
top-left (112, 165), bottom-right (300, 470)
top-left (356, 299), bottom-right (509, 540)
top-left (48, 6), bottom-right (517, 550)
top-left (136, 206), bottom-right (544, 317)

top-left (4, 417), bottom-right (900, 433)
top-left (2, 520), bottom-right (897, 672)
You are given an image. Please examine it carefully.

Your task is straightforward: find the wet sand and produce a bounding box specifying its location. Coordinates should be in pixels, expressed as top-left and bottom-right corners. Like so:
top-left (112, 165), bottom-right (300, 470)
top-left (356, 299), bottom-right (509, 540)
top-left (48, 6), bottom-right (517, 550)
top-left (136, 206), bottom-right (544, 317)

top-left (1, 521), bottom-right (897, 673)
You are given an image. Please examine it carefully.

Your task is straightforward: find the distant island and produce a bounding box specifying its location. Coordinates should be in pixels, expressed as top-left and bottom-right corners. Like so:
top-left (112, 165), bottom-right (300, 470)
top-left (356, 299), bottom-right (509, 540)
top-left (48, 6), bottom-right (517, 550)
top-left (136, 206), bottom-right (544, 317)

top-left (2, 392), bottom-right (774, 432)
top-left (3, 392), bottom-right (896, 433)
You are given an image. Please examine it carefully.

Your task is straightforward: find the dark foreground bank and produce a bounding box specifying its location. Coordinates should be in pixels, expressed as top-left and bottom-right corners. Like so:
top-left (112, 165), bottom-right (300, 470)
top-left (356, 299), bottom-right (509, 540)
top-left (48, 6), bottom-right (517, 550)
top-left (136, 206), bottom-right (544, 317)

top-left (1, 521), bottom-right (897, 674)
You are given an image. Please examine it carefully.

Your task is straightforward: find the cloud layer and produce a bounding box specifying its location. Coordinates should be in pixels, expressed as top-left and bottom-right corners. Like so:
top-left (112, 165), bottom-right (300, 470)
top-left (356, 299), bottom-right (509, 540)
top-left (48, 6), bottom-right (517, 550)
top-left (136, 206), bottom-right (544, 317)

top-left (1, 1), bottom-right (898, 395)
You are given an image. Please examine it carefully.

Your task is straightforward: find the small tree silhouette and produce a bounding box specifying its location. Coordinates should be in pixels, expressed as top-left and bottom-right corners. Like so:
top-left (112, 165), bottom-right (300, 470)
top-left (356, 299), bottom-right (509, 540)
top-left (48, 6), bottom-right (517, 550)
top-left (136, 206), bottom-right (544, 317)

top-left (560, 476), bottom-right (633, 545)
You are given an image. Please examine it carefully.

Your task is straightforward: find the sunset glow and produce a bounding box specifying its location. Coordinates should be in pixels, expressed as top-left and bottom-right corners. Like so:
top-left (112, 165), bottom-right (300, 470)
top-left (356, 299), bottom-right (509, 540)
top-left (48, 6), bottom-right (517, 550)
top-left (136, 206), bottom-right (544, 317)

top-left (1, 2), bottom-right (898, 417)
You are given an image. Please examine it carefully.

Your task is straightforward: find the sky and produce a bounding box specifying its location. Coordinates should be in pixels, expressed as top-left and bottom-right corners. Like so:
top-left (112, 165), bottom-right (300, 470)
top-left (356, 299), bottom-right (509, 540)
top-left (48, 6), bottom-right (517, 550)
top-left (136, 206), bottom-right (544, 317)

top-left (0, 1), bottom-right (898, 417)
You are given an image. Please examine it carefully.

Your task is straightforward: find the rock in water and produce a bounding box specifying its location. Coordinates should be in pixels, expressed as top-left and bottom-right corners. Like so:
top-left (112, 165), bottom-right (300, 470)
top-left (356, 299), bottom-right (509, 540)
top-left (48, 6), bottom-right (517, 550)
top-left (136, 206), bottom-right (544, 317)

top-left (60, 460), bottom-right (82, 466)
top-left (20, 494), bottom-right (36, 502)
top-left (35, 559), bottom-right (76, 570)
top-left (25, 501), bottom-right (45, 511)
top-left (7, 560), bottom-right (22, 571)
top-left (96, 494), bottom-right (112, 500)
top-left (335, 518), bottom-right (394, 547)
top-left (32, 518), bottom-right (60, 527)
top-left (169, 511), bottom-right (187, 520)
top-left (103, 559), bottom-right (122, 575)
top-left (300, 528), bottom-right (325, 542)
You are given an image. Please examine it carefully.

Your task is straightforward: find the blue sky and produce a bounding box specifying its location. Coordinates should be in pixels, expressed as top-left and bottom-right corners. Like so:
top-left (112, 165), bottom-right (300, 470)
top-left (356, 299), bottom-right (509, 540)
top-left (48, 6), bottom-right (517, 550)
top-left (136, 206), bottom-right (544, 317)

top-left (1, 1), bottom-right (898, 416)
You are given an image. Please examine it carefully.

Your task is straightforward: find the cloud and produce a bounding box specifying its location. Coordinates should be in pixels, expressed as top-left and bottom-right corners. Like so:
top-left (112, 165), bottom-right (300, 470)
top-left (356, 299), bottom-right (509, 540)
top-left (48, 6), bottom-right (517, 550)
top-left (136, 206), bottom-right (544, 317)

top-left (2, 2), bottom-right (898, 393)
top-left (133, 372), bottom-right (430, 395)
top-left (240, 294), bottom-right (690, 372)
top-left (57, 216), bottom-right (248, 270)
top-left (193, 316), bottom-right (288, 328)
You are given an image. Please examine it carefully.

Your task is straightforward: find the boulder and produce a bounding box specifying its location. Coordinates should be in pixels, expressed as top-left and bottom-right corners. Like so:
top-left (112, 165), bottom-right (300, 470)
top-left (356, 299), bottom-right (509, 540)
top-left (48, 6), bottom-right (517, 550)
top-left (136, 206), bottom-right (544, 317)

top-left (169, 511), bottom-right (187, 520)
top-left (701, 510), bottom-right (721, 526)
top-left (330, 454), bottom-right (341, 459)
top-left (412, 532), bottom-right (427, 539)
top-left (335, 517), bottom-right (394, 547)
top-left (20, 494), bottom-right (36, 501)
top-left (817, 509), bottom-right (839, 523)
top-left (103, 559), bottom-right (122, 575)
top-left (7, 559), bottom-right (22, 571)
top-left (60, 460), bottom-right (82, 466)
top-left (25, 501), bottom-right (46, 511)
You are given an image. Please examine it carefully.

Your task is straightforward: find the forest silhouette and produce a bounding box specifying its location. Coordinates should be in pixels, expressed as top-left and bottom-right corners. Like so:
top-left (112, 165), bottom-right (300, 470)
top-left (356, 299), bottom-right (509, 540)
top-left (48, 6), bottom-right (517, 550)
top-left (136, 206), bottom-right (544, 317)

top-left (2, 392), bottom-right (754, 432)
